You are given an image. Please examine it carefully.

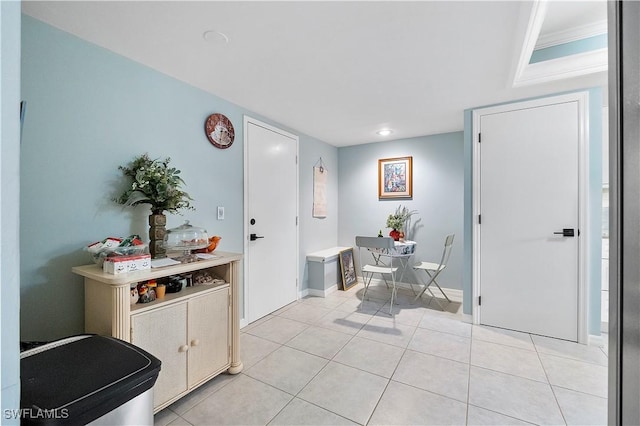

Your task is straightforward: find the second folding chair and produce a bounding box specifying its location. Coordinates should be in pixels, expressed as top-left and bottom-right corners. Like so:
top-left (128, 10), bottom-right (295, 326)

top-left (413, 234), bottom-right (455, 310)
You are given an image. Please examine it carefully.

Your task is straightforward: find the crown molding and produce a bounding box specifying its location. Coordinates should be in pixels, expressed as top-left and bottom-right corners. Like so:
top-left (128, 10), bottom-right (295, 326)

top-left (536, 20), bottom-right (608, 49)
top-left (513, 48), bottom-right (607, 87)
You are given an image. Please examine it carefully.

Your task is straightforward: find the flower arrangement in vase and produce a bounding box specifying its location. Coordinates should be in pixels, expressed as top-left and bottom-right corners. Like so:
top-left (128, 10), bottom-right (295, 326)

top-left (114, 153), bottom-right (194, 258)
top-left (386, 205), bottom-right (417, 241)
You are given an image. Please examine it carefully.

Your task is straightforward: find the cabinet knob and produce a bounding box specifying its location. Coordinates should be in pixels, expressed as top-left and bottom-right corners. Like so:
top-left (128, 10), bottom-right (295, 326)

top-left (178, 345), bottom-right (189, 353)
top-left (191, 339), bottom-right (200, 347)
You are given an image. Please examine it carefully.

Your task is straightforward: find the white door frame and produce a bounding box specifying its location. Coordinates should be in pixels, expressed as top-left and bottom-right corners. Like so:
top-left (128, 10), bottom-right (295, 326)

top-left (242, 116), bottom-right (299, 328)
top-left (471, 91), bottom-right (590, 344)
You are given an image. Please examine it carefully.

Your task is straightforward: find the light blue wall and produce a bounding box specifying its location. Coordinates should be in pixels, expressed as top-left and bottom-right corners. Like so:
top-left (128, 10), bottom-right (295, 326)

top-left (1, 1), bottom-right (22, 422)
top-left (530, 34), bottom-right (607, 64)
top-left (300, 140), bottom-right (339, 291)
top-left (463, 88), bottom-right (603, 336)
top-left (20, 16), bottom-right (337, 340)
top-left (338, 133), bottom-right (464, 291)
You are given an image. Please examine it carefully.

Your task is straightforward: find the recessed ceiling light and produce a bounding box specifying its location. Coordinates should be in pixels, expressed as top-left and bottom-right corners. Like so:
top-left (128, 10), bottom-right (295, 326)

top-left (203, 30), bottom-right (229, 43)
top-left (377, 129), bottom-right (393, 137)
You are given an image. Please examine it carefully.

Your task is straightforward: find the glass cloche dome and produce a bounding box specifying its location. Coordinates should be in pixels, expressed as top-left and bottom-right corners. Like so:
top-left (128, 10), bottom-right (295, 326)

top-left (163, 221), bottom-right (209, 262)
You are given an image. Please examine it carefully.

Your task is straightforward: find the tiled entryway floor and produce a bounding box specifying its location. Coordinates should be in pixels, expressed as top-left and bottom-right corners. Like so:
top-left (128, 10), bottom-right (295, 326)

top-left (155, 283), bottom-right (608, 425)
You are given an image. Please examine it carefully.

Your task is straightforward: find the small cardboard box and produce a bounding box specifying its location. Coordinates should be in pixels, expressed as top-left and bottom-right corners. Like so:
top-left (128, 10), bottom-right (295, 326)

top-left (103, 254), bottom-right (151, 274)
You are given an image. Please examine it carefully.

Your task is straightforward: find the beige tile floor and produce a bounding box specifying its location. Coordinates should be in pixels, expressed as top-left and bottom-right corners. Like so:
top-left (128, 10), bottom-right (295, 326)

top-left (154, 282), bottom-right (608, 426)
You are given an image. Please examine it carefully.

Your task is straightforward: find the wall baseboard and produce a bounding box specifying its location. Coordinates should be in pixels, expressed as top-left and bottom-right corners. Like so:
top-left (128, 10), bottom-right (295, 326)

top-left (305, 285), bottom-right (339, 298)
top-left (461, 313), bottom-right (473, 324)
top-left (601, 321), bottom-right (608, 334)
top-left (588, 333), bottom-right (608, 347)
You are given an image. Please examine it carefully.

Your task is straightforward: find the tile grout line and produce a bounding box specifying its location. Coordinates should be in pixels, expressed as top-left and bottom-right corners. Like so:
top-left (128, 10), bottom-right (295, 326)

top-left (243, 320), bottom-right (359, 425)
top-left (465, 325), bottom-right (474, 425)
top-left (362, 322), bottom-right (417, 426)
top-left (285, 306), bottom-right (365, 425)
top-left (265, 295), bottom-right (382, 425)
top-left (532, 333), bottom-right (569, 426)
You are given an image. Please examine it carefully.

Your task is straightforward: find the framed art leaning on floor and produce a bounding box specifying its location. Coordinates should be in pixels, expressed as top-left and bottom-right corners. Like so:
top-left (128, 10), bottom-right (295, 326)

top-left (339, 248), bottom-right (357, 291)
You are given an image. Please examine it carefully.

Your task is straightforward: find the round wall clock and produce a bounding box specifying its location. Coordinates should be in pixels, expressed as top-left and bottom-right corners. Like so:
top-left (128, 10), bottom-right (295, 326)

top-left (205, 113), bottom-right (235, 149)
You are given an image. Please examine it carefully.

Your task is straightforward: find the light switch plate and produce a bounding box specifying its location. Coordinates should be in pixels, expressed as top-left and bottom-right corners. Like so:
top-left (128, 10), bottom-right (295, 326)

top-left (217, 206), bottom-right (225, 220)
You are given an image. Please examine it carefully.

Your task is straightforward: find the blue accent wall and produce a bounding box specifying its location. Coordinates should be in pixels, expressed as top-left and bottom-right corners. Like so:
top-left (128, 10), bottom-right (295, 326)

top-left (2, 1), bottom-right (22, 422)
top-left (463, 88), bottom-right (604, 336)
top-left (338, 133), bottom-right (464, 292)
top-left (300, 138), bottom-right (340, 291)
top-left (20, 16), bottom-right (337, 340)
top-left (530, 34), bottom-right (608, 64)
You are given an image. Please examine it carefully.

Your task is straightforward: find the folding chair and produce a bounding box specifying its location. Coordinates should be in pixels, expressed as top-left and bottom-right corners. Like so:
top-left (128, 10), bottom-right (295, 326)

top-left (355, 236), bottom-right (398, 315)
top-left (413, 234), bottom-right (455, 309)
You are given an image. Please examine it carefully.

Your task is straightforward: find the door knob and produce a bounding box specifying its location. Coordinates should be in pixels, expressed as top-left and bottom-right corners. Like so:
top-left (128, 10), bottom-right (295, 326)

top-left (553, 228), bottom-right (575, 237)
top-left (178, 345), bottom-right (189, 353)
top-left (250, 233), bottom-right (264, 241)
top-left (190, 339), bottom-right (200, 347)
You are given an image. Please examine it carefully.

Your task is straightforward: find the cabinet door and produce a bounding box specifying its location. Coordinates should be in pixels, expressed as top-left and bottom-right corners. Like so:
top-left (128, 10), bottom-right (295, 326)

top-left (132, 302), bottom-right (188, 408)
top-left (188, 287), bottom-right (230, 387)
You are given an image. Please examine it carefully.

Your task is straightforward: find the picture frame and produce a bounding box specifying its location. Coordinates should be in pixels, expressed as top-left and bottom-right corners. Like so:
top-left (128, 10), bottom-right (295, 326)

top-left (378, 156), bottom-right (413, 199)
top-left (338, 248), bottom-right (357, 291)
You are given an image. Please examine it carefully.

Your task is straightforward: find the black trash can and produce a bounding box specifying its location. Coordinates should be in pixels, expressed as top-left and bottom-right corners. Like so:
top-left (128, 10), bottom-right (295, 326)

top-left (20, 334), bottom-right (161, 425)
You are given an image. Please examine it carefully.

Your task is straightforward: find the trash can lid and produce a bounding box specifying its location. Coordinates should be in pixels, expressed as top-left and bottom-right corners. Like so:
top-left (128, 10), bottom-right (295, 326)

top-left (21, 334), bottom-right (161, 425)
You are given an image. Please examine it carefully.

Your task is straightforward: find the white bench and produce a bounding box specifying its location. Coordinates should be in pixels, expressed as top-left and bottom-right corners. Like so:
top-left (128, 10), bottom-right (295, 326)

top-left (306, 247), bottom-right (350, 297)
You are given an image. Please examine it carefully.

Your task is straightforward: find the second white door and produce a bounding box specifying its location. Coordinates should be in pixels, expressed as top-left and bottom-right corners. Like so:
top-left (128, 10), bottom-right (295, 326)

top-left (476, 94), bottom-right (585, 342)
top-left (245, 118), bottom-right (298, 323)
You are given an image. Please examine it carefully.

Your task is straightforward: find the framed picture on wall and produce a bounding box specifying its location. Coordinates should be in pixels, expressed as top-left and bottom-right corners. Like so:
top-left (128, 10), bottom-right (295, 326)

top-left (378, 156), bottom-right (413, 199)
top-left (339, 248), bottom-right (357, 291)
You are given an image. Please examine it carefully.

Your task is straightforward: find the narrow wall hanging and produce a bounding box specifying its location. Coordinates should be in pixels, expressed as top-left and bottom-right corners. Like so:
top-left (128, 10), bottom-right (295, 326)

top-left (313, 158), bottom-right (327, 218)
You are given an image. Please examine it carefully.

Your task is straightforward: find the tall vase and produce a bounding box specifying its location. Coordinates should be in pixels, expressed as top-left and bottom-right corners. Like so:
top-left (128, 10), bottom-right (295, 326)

top-left (149, 211), bottom-right (167, 259)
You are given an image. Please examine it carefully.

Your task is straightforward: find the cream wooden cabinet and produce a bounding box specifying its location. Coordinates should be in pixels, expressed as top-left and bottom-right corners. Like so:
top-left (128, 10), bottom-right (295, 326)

top-left (186, 288), bottom-right (230, 386)
top-left (131, 301), bottom-right (189, 408)
top-left (131, 287), bottom-right (229, 409)
top-left (72, 252), bottom-right (243, 412)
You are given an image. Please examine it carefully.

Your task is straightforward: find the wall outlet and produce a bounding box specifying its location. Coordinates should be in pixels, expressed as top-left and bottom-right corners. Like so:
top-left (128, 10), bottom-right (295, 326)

top-left (217, 206), bottom-right (225, 220)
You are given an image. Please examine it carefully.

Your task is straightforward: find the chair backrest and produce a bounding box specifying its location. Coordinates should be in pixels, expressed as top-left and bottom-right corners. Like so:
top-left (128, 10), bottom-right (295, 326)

top-left (355, 236), bottom-right (394, 272)
top-left (438, 234), bottom-right (455, 268)
top-left (355, 236), bottom-right (395, 250)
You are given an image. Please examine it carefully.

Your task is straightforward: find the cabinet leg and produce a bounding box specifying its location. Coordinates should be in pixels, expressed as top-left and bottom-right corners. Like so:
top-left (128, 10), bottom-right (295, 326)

top-left (228, 361), bottom-right (243, 375)
top-left (228, 260), bottom-right (243, 374)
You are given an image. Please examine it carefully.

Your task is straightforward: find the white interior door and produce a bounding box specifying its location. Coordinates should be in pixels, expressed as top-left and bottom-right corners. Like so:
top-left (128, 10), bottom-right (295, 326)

top-left (245, 118), bottom-right (298, 323)
top-left (476, 96), bottom-right (585, 342)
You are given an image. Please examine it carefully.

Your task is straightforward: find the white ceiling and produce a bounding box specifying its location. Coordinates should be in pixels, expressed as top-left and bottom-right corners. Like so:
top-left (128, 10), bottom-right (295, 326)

top-left (22, 1), bottom-right (608, 147)
top-left (541, 0), bottom-right (607, 40)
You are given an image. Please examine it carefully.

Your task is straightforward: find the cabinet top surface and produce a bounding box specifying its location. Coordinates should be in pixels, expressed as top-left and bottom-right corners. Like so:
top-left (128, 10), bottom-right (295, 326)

top-left (72, 251), bottom-right (242, 285)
